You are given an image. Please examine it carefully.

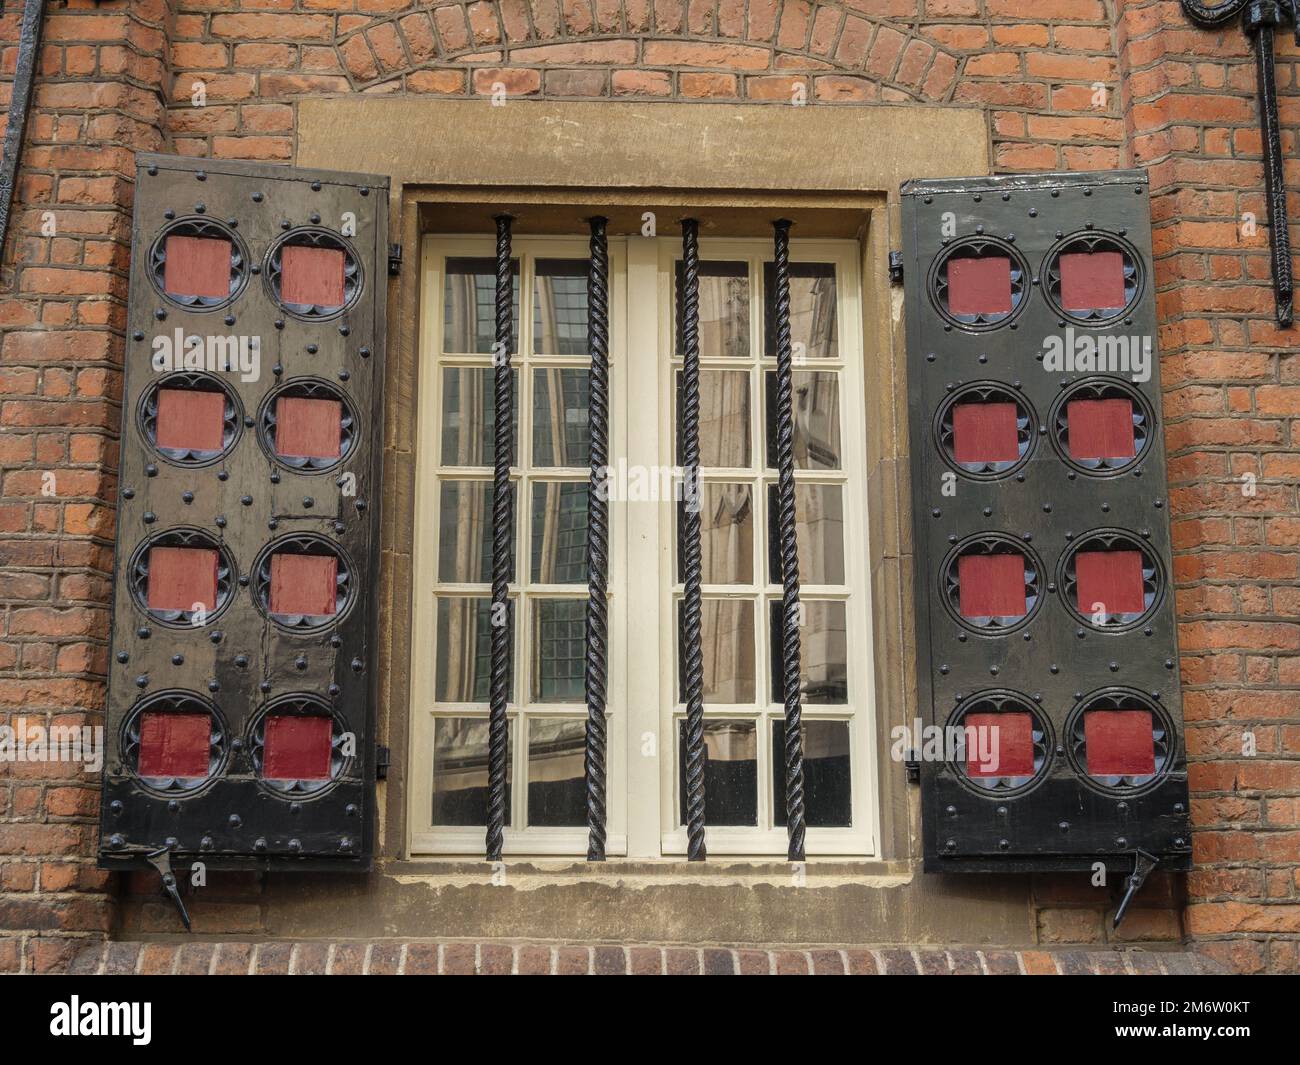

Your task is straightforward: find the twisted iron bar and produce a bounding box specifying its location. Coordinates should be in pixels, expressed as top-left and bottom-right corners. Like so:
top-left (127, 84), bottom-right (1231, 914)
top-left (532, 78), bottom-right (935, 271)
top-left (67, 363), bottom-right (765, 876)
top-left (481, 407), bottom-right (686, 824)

top-left (585, 217), bottom-right (610, 862)
top-left (772, 219), bottom-right (806, 862)
top-left (1182, 0), bottom-right (1297, 325)
top-left (0, 0), bottom-right (47, 258)
top-left (486, 214), bottom-right (514, 861)
top-left (680, 219), bottom-right (707, 862)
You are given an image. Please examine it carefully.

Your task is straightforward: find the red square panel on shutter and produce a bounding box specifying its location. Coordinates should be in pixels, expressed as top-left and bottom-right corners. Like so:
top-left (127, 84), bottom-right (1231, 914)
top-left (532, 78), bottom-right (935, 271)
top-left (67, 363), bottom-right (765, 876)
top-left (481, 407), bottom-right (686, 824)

top-left (953, 401), bottom-right (1019, 463)
top-left (275, 396), bottom-right (341, 459)
top-left (1075, 550), bottom-right (1145, 615)
top-left (1067, 398), bottom-right (1135, 460)
top-left (147, 546), bottom-right (218, 613)
top-left (156, 388), bottom-right (226, 452)
top-left (1059, 250), bottom-right (1126, 312)
top-left (958, 553), bottom-right (1027, 618)
top-left (138, 712), bottom-right (211, 778)
top-left (263, 714), bottom-right (333, 780)
top-left (1085, 710), bottom-right (1155, 776)
top-left (280, 245), bottom-right (345, 307)
top-left (965, 712), bottom-right (1035, 777)
top-left (947, 256), bottom-right (1012, 315)
top-left (163, 235), bottom-right (232, 300)
top-left (269, 553), bottom-right (338, 616)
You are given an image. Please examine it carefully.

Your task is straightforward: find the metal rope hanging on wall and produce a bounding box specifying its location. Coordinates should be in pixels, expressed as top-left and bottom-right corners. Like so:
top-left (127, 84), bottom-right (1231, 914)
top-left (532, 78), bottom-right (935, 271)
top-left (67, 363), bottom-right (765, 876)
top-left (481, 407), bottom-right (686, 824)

top-left (585, 216), bottom-right (610, 861)
top-left (485, 213), bottom-right (514, 861)
top-left (1181, 0), bottom-right (1297, 326)
top-left (772, 219), bottom-right (807, 862)
top-left (679, 219), bottom-right (708, 862)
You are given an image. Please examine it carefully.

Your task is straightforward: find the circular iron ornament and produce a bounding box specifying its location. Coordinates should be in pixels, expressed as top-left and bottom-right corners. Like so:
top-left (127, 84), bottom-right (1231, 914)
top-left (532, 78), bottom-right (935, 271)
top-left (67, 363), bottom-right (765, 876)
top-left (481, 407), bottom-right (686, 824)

top-left (1057, 527), bottom-right (1164, 632)
top-left (1048, 377), bottom-right (1154, 477)
top-left (137, 371), bottom-right (243, 468)
top-left (251, 533), bottom-right (355, 633)
top-left (933, 382), bottom-right (1038, 480)
top-left (927, 236), bottom-right (1030, 331)
top-left (248, 693), bottom-right (351, 798)
top-left (121, 689), bottom-right (228, 797)
top-left (1041, 231), bottom-right (1143, 325)
top-left (1064, 687), bottom-right (1175, 796)
top-left (256, 377), bottom-right (358, 474)
top-left (127, 527), bottom-right (237, 628)
top-left (263, 226), bottom-right (363, 321)
top-left (939, 533), bottom-right (1043, 635)
top-left (944, 690), bottom-right (1053, 797)
top-left (147, 216), bottom-right (249, 310)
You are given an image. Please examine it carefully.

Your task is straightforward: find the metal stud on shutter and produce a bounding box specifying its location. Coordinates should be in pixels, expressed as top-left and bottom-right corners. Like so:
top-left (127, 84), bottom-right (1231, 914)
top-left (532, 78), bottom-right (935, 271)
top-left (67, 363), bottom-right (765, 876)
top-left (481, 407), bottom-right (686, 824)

top-left (900, 170), bottom-right (1191, 898)
top-left (99, 155), bottom-right (388, 891)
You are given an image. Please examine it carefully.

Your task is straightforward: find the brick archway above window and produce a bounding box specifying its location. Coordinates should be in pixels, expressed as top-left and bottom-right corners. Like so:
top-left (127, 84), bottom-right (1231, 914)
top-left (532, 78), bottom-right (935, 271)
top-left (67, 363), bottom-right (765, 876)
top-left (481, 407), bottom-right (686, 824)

top-left (332, 2), bottom-right (962, 102)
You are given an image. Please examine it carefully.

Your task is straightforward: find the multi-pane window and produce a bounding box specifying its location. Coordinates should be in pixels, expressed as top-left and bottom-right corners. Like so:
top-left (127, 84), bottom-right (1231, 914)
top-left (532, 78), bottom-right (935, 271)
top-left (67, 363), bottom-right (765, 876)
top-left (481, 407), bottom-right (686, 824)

top-left (413, 233), bottom-right (870, 857)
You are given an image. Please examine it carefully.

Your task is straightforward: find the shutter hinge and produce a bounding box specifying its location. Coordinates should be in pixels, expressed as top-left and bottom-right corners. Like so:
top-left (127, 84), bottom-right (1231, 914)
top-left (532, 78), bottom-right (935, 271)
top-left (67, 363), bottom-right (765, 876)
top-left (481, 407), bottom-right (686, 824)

top-left (904, 748), bottom-right (921, 783)
top-left (388, 243), bottom-right (402, 277)
top-left (376, 744), bottom-right (390, 780)
top-left (1112, 848), bottom-right (1159, 929)
top-left (888, 250), bottom-right (904, 285)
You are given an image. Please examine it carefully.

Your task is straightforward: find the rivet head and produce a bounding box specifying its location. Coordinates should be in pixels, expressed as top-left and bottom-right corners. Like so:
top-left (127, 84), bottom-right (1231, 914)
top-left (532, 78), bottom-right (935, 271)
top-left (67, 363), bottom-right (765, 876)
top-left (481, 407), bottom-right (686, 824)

top-left (171, 653), bottom-right (183, 666)
top-left (110, 800), bottom-right (123, 815)
top-left (229, 814), bottom-right (242, 827)
top-left (254, 837), bottom-right (267, 852)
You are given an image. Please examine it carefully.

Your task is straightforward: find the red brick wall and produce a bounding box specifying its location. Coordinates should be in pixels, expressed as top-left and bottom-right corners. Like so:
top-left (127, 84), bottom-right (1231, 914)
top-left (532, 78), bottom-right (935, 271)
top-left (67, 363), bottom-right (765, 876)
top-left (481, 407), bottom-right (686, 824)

top-left (1, 0), bottom-right (1296, 972)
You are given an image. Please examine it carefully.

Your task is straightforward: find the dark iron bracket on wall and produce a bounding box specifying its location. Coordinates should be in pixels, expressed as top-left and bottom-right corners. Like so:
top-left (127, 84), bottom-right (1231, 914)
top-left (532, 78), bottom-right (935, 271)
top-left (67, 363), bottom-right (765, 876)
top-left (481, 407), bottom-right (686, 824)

top-left (1182, 0), bottom-right (1298, 326)
top-left (0, 0), bottom-right (47, 261)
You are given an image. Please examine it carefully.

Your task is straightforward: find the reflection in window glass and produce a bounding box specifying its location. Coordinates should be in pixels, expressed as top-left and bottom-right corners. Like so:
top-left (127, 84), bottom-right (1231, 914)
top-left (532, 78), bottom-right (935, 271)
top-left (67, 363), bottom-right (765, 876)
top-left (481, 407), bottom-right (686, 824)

top-left (435, 597), bottom-right (512, 703)
top-left (767, 483), bottom-right (845, 586)
top-left (678, 482), bottom-right (753, 585)
top-left (439, 480), bottom-right (514, 584)
top-left (534, 259), bottom-right (589, 355)
top-left (677, 719), bottom-right (757, 826)
top-left (765, 370), bottom-right (841, 470)
top-left (432, 716), bottom-right (511, 825)
top-left (533, 368), bottom-right (590, 467)
top-left (677, 370), bottom-right (750, 469)
top-left (443, 257), bottom-right (519, 354)
top-left (678, 599), bottom-right (755, 704)
top-left (440, 367), bottom-right (517, 467)
top-left (772, 719), bottom-right (851, 827)
top-left (769, 600), bottom-right (847, 704)
top-left (531, 482), bottom-right (587, 584)
top-left (531, 599), bottom-right (585, 703)
top-left (527, 717), bottom-right (586, 826)
top-left (763, 262), bottom-right (838, 360)
top-left (675, 260), bottom-right (750, 358)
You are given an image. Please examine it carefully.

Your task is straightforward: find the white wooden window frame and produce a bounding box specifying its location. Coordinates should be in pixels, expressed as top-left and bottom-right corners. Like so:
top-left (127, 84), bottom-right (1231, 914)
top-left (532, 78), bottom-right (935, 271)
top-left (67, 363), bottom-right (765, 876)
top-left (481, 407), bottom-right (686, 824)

top-left (410, 233), bottom-right (877, 859)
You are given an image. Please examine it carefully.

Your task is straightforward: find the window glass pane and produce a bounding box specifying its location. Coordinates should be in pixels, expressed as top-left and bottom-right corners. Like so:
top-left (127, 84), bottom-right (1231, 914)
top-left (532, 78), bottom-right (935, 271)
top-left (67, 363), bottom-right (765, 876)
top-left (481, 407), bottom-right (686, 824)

top-left (439, 480), bottom-right (514, 584)
top-left (772, 719), bottom-right (851, 827)
top-left (440, 367), bottom-right (517, 467)
top-left (527, 717), bottom-right (586, 827)
top-left (678, 482), bottom-right (753, 585)
top-left (432, 716), bottom-right (511, 825)
top-left (443, 256), bottom-right (519, 354)
top-left (435, 597), bottom-right (513, 703)
top-left (763, 262), bottom-right (838, 360)
top-left (533, 368), bottom-right (589, 467)
top-left (677, 719), bottom-right (757, 826)
top-left (765, 370), bottom-right (841, 470)
top-left (531, 481), bottom-right (588, 584)
top-left (676, 369), bottom-right (751, 469)
top-left (530, 598), bottom-right (585, 703)
top-left (675, 260), bottom-right (750, 358)
top-left (534, 259), bottom-right (589, 355)
top-left (678, 598), bottom-right (755, 704)
top-left (766, 483), bottom-right (845, 586)
top-left (769, 599), bottom-right (847, 704)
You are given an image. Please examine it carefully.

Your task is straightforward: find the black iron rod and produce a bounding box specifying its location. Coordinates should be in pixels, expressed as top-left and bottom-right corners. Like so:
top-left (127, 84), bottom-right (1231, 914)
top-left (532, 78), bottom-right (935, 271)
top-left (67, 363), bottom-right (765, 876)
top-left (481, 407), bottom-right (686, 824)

top-left (585, 216), bottom-right (610, 861)
top-left (773, 219), bottom-right (807, 862)
top-left (680, 219), bottom-right (707, 862)
top-left (0, 0), bottom-right (47, 257)
top-left (486, 214), bottom-right (514, 861)
top-left (1251, 22), bottom-right (1293, 325)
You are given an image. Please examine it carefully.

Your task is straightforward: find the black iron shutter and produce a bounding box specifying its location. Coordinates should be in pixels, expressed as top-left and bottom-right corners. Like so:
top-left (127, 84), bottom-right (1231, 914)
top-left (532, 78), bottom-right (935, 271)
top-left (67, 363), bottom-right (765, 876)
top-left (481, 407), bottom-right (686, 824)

top-left (99, 155), bottom-right (388, 880)
top-left (900, 169), bottom-right (1191, 880)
